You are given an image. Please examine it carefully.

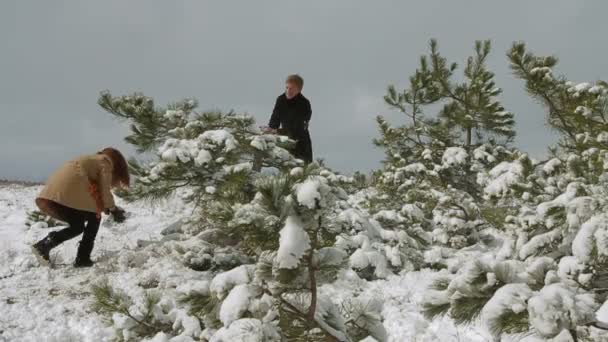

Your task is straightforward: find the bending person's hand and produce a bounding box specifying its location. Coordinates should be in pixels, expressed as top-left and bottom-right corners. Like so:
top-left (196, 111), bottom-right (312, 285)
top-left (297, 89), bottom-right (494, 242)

top-left (110, 206), bottom-right (126, 223)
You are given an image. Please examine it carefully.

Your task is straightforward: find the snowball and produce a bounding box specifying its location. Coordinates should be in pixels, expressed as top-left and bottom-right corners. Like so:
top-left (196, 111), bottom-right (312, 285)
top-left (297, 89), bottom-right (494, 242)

top-left (276, 216), bottom-right (310, 269)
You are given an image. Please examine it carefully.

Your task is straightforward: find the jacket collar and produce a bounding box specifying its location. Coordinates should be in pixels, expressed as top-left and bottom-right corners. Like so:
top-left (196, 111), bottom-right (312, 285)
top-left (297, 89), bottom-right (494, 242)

top-left (285, 92), bottom-right (303, 101)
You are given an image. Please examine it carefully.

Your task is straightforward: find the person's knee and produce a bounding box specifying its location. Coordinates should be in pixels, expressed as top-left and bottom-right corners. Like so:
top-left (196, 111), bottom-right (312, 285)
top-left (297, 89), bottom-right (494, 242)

top-left (67, 222), bottom-right (86, 234)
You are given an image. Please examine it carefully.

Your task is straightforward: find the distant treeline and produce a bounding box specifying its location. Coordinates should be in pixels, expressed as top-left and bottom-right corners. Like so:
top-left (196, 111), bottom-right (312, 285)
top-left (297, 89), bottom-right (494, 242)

top-left (0, 179), bottom-right (43, 186)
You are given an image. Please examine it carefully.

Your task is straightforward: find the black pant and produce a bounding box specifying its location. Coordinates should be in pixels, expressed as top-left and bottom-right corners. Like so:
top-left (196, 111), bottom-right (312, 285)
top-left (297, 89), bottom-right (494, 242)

top-left (281, 128), bottom-right (313, 163)
top-left (294, 135), bottom-right (313, 163)
top-left (48, 202), bottom-right (101, 258)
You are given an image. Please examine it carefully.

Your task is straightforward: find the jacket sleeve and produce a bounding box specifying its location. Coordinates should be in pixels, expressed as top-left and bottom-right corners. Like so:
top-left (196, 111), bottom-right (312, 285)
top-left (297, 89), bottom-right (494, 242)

top-left (268, 97), bottom-right (281, 129)
top-left (99, 159), bottom-right (116, 210)
top-left (304, 99), bottom-right (312, 123)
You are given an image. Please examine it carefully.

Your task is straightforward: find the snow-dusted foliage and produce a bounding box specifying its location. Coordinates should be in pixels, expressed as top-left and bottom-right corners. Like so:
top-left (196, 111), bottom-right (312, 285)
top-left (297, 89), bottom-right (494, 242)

top-left (93, 92), bottom-right (387, 341)
top-left (421, 43), bottom-right (608, 341)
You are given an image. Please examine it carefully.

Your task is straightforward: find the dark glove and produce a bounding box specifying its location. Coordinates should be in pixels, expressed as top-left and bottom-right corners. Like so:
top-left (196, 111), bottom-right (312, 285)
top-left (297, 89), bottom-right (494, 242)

top-left (110, 207), bottom-right (126, 223)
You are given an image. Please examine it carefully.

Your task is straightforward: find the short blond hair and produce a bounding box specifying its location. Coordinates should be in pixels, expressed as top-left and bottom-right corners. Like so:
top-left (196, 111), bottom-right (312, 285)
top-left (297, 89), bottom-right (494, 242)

top-left (286, 74), bottom-right (304, 89)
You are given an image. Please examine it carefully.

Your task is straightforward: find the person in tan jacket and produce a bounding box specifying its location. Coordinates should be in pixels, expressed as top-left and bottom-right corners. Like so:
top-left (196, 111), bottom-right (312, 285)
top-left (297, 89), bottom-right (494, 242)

top-left (32, 148), bottom-right (130, 267)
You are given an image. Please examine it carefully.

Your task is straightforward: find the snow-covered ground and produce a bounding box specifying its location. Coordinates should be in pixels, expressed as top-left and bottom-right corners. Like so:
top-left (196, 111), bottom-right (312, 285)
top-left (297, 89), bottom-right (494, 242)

top-left (0, 184), bottom-right (492, 342)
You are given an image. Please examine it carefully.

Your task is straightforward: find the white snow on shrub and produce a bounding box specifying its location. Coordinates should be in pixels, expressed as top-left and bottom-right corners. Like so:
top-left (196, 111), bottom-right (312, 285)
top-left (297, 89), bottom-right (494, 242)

top-left (528, 283), bottom-right (598, 338)
top-left (194, 149), bottom-right (212, 166)
top-left (473, 145), bottom-right (497, 163)
top-left (572, 214), bottom-right (608, 263)
top-left (164, 109), bottom-right (186, 120)
top-left (441, 147), bottom-right (467, 166)
top-left (250, 136), bottom-right (267, 150)
top-left (481, 283), bottom-right (533, 337)
top-left (295, 177), bottom-right (326, 209)
top-left (219, 284), bottom-right (254, 326)
top-left (290, 167), bottom-right (304, 177)
top-left (276, 216), bottom-right (310, 269)
top-left (200, 130), bottom-right (238, 151)
top-left (210, 265), bottom-right (254, 297)
top-left (543, 158), bottom-right (562, 174)
top-left (483, 161), bottom-right (524, 197)
top-left (223, 162), bottom-right (253, 173)
top-left (350, 248), bottom-right (390, 278)
top-left (403, 163), bottom-right (426, 173)
top-left (171, 309), bottom-right (202, 338)
top-left (519, 230), bottom-right (562, 260)
top-left (211, 318), bottom-right (280, 342)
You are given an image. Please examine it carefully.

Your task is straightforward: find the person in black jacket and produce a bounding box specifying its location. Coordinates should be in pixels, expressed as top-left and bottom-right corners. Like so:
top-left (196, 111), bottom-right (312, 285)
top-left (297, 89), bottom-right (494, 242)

top-left (265, 74), bottom-right (313, 163)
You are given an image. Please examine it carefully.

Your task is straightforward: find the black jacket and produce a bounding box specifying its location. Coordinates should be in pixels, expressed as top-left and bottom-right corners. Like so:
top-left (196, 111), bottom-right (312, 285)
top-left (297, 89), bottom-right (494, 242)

top-left (268, 93), bottom-right (313, 162)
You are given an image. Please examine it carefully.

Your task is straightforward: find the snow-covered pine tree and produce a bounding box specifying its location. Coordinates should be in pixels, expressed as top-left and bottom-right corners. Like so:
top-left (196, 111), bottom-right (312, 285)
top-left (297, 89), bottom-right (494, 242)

top-left (95, 91), bottom-right (386, 341)
top-left (194, 164), bottom-right (386, 341)
top-left (422, 43), bottom-right (608, 341)
top-left (363, 40), bottom-right (518, 266)
top-left (98, 91), bottom-right (299, 234)
top-left (376, 39), bottom-right (515, 197)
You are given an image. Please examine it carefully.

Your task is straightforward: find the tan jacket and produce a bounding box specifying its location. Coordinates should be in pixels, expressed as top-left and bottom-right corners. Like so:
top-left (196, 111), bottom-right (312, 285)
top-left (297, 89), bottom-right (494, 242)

top-left (36, 154), bottom-right (116, 220)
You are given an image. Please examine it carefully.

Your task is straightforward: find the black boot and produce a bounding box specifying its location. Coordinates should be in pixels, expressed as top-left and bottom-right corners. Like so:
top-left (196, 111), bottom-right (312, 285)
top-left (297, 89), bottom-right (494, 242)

top-left (32, 233), bottom-right (59, 265)
top-left (74, 240), bottom-right (95, 268)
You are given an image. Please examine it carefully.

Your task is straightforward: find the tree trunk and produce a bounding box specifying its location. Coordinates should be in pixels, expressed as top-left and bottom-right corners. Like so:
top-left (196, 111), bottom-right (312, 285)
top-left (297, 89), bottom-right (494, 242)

top-left (307, 255), bottom-right (317, 321)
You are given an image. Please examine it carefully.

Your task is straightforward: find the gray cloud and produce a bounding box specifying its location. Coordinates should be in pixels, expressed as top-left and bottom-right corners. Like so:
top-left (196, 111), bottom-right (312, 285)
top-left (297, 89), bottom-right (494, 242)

top-left (1, 1), bottom-right (606, 181)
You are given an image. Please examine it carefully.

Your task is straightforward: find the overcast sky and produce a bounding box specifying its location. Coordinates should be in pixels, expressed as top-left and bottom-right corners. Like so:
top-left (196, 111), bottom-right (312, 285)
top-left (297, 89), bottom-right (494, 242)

top-left (1, 1), bottom-right (607, 181)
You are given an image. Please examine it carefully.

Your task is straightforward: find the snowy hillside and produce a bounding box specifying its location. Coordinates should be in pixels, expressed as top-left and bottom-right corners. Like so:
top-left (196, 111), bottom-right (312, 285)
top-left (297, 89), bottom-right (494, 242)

top-left (0, 184), bottom-right (493, 341)
top-left (4, 40), bottom-right (608, 342)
